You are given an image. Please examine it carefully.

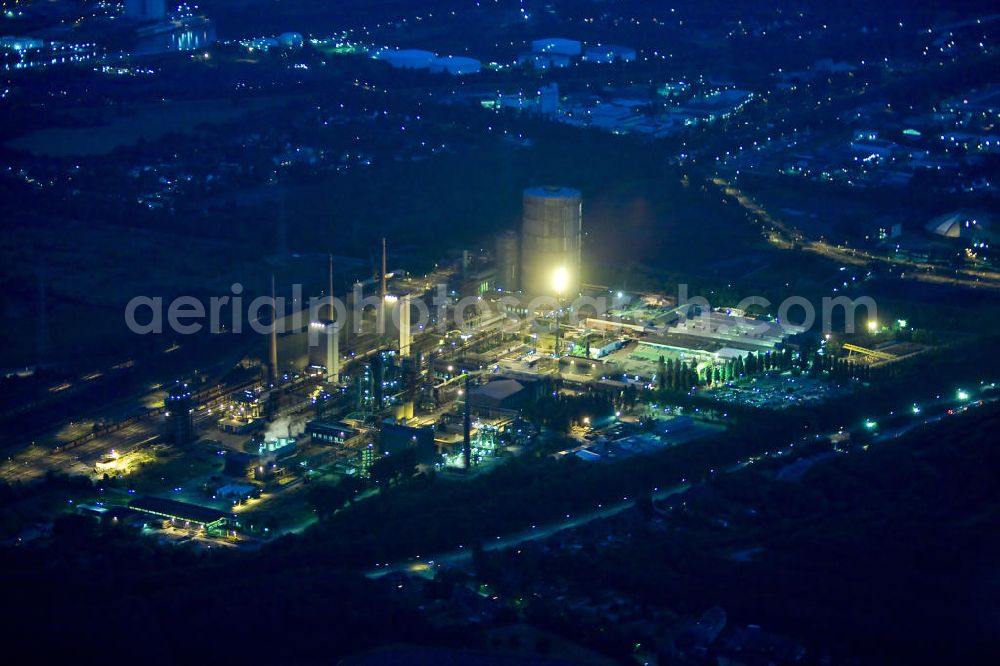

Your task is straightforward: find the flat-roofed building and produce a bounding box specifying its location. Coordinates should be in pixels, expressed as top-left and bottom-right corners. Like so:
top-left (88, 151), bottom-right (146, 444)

top-left (306, 420), bottom-right (365, 447)
top-left (129, 496), bottom-right (233, 532)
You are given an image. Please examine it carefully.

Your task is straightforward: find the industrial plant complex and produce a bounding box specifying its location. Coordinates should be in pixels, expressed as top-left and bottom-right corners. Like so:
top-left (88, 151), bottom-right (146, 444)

top-left (3, 2), bottom-right (1000, 663)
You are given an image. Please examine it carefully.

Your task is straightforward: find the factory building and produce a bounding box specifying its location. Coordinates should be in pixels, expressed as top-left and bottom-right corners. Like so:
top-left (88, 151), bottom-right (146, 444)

top-left (430, 55), bottom-right (481, 75)
top-left (380, 421), bottom-right (438, 464)
top-left (458, 266), bottom-right (497, 298)
top-left (374, 48), bottom-right (438, 70)
top-left (518, 52), bottom-right (571, 69)
top-left (129, 496), bottom-right (232, 533)
top-left (377, 293), bottom-right (414, 356)
top-left (520, 186), bottom-right (583, 297)
top-left (531, 37), bottom-right (582, 56)
top-left (398, 295), bottom-right (413, 357)
top-left (666, 309), bottom-right (806, 351)
top-left (496, 230), bottom-right (520, 292)
top-left (308, 320), bottom-right (341, 384)
top-left (305, 420), bottom-right (365, 447)
top-left (583, 44), bottom-right (637, 63)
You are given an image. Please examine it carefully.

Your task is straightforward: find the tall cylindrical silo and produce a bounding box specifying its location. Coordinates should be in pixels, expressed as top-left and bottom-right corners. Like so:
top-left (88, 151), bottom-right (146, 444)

top-left (496, 230), bottom-right (520, 292)
top-left (520, 186), bottom-right (582, 296)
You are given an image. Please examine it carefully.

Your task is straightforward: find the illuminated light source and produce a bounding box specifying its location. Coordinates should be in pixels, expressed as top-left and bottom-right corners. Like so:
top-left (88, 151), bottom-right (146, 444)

top-left (957, 390), bottom-right (969, 401)
top-left (551, 265), bottom-right (569, 296)
top-left (864, 419), bottom-right (878, 430)
top-left (867, 320), bottom-right (878, 332)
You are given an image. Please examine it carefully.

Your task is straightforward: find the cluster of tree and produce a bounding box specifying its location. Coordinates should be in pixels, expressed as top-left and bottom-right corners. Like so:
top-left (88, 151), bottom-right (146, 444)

top-left (370, 447), bottom-right (419, 487)
top-left (304, 475), bottom-right (367, 520)
top-left (521, 389), bottom-right (617, 432)
top-left (306, 447), bottom-right (421, 520)
top-left (0, 510), bottom-right (432, 664)
top-left (656, 348), bottom-right (797, 393)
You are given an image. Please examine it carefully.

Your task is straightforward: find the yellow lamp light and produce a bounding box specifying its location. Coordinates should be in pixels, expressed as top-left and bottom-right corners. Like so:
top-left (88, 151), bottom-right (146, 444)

top-left (552, 266), bottom-right (569, 295)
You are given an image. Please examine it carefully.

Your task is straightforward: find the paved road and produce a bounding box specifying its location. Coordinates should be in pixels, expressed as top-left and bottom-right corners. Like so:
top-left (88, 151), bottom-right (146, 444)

top-left (366, 382), bottom-right (998, 579)
top-left (713, 177), bottom-right (1000, 292)
top-left (367, 482), bottom-right (692, 579)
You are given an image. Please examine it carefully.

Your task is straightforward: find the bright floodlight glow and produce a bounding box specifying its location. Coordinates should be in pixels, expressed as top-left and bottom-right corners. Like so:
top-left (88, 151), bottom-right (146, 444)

top-left (552, 266), bottom-right (569, 295)
top-left (957, 389), bottom-right (970, 401)
top-left (867, 320), bottom-right (878, 332)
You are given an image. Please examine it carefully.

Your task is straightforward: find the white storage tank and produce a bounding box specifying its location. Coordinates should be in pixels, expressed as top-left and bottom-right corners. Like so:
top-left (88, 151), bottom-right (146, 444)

top-left (531, 37), bottom-right (582, 56)
top-left (430, 55), bottom-right (481, 75)
top-left (375, 48), bottom-right (438, 70)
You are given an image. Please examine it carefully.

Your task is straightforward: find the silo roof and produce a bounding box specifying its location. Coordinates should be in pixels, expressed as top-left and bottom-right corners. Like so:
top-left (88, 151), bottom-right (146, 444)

top-left (524, 186), bottom-right (581, 199)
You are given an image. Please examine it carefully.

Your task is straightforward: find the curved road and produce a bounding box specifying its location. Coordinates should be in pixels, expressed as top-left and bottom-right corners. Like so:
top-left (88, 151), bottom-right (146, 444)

top-left (366, 381), bottom-right (998, 579)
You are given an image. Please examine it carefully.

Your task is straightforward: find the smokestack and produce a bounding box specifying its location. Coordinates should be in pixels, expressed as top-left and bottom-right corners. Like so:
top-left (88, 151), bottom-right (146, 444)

top-left (463, 374), bottom-right (472, 470)
top-left (377, 237), bottom-right (388, 339)
top-left (327, 253), bottom-right (335, 321)
top-left (380, 237), bottom-right (387, 299)
top-left (269, 274), bottom-right (279, 384)
top-left (326, 322), bottom-right (340, 384)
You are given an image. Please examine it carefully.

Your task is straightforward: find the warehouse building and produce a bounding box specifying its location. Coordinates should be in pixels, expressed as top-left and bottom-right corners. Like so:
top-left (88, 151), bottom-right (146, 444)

top-left (129, 496), bottom-right (233, 533)
top-left (306, 419), bottom-right (366, 447)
